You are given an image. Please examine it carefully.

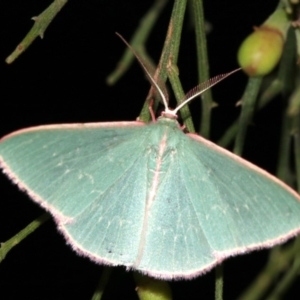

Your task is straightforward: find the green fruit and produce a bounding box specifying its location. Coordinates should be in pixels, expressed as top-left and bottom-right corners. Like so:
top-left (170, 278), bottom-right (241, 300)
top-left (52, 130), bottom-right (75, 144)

top-left (134, 273), bottom-right (172, 300)
top-left (237, 8), bottom-right (290, 76)
top-left (238, 26), bottom-right (284, 76)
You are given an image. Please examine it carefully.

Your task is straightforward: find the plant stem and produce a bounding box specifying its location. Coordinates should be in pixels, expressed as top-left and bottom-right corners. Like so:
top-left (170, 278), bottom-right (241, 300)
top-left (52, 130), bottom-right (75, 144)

top-left (191, 0), bottom-right (213, 138)
top-left (237, 243), bottom-right (300, 300)
top-left (276, 108), bottom-right (292, 183)
top-left (164, 0), bottom-right (195, 130)
top-left (233, 77), bottom-right (262, 156)
top-left (265, 239), bottom-right (300, 300)
top-left (106, 0), bottom-right (168, 85)
top-left (215, 264), bottom-right (224, 300)
top-left (218, 77), bottom-right (282, 148)
top-left (167, 63), bottom-right (194, 132)
top-left (0, 213), bottom-right (51, 263)
top-left (6, 0), bottom-right (68, 64)
top-left (139, 0), bottom-right (188, 122)
top-left (293, 107), bottom-right (300, 192)
top-left (91, 267), bottom-right (113, 300)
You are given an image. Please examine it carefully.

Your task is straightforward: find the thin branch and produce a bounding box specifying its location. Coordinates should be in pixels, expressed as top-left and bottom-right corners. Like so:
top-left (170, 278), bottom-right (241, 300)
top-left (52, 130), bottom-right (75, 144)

top-left (293, 113), bottom-right (300, 193)
top-left (215, 264), bottom-right (224, 300)
top-left (217, 77), bottom-right (282, 148)
top-left (106, 0), bottom-right (168, 85)
top-left (91, 267), bottom-right (113, 300)
top-left (167, 62), bottom-right (195, 132)
top-left (0, 213), bottom-right (51, 263)
top-left (265, 241), bottom-right (300, 299)
top-left (163, 0), bottom-right (193, 130)
top-left (237, 243), bottom-right (300, 300)
top-left (191, 0), bottom-right (213, 138)
top-left (6, 0), bottom-right (68, 64)
top-left (233, 76), bottom-right (262, 156)
top-left (139, 0), bottom-right (188, 122)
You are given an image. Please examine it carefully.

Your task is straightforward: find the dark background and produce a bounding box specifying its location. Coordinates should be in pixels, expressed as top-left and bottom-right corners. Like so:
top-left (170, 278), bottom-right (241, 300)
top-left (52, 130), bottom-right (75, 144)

top-left (0, 0), bottom-right (297, 299)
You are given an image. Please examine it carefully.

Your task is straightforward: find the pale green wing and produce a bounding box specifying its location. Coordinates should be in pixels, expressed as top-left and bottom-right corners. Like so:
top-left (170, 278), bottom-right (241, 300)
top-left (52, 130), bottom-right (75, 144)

top-left (134, 128), bottom-right (300, 279)
top-left (0, 122), bottom-right (151, 266)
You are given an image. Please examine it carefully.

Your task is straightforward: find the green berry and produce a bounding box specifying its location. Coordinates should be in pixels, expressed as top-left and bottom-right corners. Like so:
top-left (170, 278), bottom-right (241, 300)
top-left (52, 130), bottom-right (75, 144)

top-left (237, 26), bottom-right (284, 76)
top-left (237, 8), bottom-right (290, 76)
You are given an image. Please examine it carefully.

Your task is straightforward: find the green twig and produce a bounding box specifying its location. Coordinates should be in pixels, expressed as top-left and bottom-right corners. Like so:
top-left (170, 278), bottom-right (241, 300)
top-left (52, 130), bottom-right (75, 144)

top-left (272, 26), bottom-right (297, 183)
top-left (215, 264), bottom-right (224, 300)
top-left (233, 77), bottom-right (262, 156)
top-left (237, 243), bottom-right (300, 300)
top-left (91, 267), bottom-right (113, 300)
top-left (6, 0), bottom-right (68, 64)
top-left (217, 77), bottom-right (282, 148)
top-left (167, 63), bottom-right (194, 132)
top-left (288, 73), bottom-right (300, 191)
top-left (163, 0), bottom-right (193, 130)
top-left (265, 239), bottom-right (300, 300)
top-left (295, 128), bottom-right (300, 192)
top-left (106, 0), bottom-right (168, 85)
top-left (166, 0), bottom-right (187, 64)
top-left (191, 0), bottom-right (213, 138)
top-left (0, 213), bottom-right (51, 262)
top-left (277, 86), bottom-right (295, 185)
top-left (138, 0), bottom-right (188, 122)
top-left (276, 108), bottom-right (293, 184)
top-left (276, 26), bottom-right (297, 95)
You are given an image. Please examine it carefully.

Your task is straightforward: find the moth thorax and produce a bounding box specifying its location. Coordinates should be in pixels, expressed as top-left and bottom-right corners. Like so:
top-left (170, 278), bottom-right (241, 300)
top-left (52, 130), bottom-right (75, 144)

top-left (160, 110), bottom-right (178, 120)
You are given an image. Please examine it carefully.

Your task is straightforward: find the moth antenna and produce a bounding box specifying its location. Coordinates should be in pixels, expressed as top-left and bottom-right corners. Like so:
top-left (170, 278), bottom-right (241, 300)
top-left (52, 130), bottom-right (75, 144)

top-left (173, 68), bottom-right (241, 115)
top-left (115, 33), bottom-right (169, 110)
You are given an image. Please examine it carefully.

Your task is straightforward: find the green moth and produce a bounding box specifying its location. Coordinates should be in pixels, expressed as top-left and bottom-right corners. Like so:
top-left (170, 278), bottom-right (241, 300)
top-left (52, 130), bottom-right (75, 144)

top-left (0, 38), bottom-right (300, 280)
